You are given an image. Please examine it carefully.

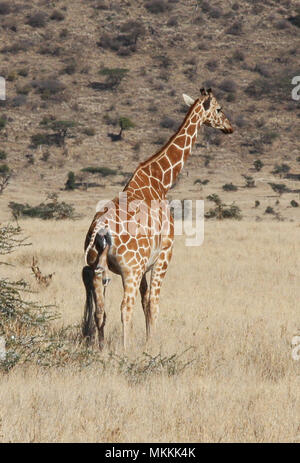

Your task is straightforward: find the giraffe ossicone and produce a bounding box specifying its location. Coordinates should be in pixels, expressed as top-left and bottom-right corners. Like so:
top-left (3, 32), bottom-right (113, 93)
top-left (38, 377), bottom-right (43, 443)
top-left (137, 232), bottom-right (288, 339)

top-left (182, 93), bottom-right (195, 106)
top-left (82, 89), bottom-right (234, 350)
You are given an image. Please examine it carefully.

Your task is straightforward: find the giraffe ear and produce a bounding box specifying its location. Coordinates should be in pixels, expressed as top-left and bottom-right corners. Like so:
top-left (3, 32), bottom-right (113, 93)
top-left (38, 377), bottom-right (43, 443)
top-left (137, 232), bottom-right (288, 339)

top-left (203, 96), bottom-right (211, 111)
top-left (182, 94), bottom-right (195, 107)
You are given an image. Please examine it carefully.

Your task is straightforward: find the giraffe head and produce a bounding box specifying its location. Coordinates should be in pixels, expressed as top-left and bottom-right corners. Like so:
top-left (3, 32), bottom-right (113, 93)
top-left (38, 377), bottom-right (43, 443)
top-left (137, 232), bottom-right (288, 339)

top-left (183, 88), bottom-right (234, 134)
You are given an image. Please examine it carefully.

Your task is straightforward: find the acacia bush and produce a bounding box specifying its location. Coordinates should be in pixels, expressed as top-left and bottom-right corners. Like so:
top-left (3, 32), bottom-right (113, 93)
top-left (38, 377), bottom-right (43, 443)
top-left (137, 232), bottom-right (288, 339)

top-left (222, 183), bottom-right (238, 192)
top-left (205, 194), bottom-right (242, 220)
top-left (31, 118), bottom-right (76, 148)
top-left (81, 166), bottom-right (118, 176)
top-left (9, 194), bottom-right (79, 220)
top-left (99, 67), bottom-right (128, 90)
top-left (0, 224), bottom-right (107, 372)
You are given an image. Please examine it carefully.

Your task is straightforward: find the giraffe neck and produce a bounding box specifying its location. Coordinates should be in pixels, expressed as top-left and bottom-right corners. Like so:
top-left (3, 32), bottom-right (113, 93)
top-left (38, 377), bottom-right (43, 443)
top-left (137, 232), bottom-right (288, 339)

top-left (125, 99), bottom-right (205, 199)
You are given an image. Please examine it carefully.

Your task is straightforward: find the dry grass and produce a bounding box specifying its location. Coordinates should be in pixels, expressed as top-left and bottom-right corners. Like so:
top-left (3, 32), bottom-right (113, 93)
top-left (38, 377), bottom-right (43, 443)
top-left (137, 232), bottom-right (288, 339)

top-left (0, 219), bottom-right (299, 442)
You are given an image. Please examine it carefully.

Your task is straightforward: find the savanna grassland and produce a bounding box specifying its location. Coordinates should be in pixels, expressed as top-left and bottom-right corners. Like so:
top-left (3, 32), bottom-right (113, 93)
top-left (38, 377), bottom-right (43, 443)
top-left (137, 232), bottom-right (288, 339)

top-left (0, 0), bottom-right (300, 444)
top-left (0, 219), bottom-right (299, 442)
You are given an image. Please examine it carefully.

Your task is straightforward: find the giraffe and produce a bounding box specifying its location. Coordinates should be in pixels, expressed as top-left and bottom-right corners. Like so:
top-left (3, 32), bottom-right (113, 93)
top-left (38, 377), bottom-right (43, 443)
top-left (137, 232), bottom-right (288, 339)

top-left (82, 88), bottom-right (234, 350)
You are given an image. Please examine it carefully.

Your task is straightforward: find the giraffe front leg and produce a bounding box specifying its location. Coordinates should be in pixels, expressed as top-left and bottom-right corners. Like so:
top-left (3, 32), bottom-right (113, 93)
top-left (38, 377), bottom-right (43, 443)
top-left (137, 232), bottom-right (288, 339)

top-left (121, 274), bottom-right (141, 351)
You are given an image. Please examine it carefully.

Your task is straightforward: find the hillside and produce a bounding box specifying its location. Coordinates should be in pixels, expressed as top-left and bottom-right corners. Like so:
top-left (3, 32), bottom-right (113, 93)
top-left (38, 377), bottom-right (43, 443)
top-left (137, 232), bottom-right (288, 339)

top-left (0, 0), bottom-right (300, 221)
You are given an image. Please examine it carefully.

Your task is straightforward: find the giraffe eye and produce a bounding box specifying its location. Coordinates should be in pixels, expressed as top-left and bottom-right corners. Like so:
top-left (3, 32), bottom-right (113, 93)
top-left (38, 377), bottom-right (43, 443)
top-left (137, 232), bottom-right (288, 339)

top-left (217, 107), bottom-right (222, 113)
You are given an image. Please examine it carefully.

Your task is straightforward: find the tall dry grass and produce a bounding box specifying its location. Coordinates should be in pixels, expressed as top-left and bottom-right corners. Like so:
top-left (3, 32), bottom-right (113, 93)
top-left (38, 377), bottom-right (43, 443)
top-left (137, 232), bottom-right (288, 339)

top-left (0, 219), bottom-right (299, 442)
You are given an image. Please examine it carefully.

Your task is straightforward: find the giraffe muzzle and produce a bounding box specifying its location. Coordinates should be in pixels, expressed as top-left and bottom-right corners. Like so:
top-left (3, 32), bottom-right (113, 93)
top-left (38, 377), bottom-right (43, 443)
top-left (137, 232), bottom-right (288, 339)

top-left (222, 126), bottom-right (234, 134)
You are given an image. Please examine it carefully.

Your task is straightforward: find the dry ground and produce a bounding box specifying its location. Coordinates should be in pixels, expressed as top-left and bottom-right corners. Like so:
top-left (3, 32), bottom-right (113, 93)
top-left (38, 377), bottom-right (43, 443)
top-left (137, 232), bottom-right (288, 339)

top-left (0, 218), bottom-right (299, 442)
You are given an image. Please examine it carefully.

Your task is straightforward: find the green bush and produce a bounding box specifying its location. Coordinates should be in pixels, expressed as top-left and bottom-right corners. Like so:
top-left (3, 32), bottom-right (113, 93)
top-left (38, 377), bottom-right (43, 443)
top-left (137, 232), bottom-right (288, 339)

top-left (265, 206), bottom-right (275, 214)
top-left (0, 150), bottom-right (7, 160)
top-left (268, 183), bottom-right (289, 196)
top-left (222, 183), bottom-right (238, 192)
top-left (65, 171), bottom-right (76, 190)
top-left (81, 166), bottom-right (117, 176)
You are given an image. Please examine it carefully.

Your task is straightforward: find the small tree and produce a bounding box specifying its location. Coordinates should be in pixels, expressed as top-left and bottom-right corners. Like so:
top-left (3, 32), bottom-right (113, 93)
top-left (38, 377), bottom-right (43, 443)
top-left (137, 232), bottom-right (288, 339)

top-left (99, 67), bottom-right (128, 90)
top-left (108, 117), bottom-right (135, 141)
top-left (49, 120), bottom-right (76, 146)
top-left (34, 117), bottom-right (76, 147)
top-left (119, 117), bottom-right (134, 132)
top-left (222, 183), bottom-right (238, 192)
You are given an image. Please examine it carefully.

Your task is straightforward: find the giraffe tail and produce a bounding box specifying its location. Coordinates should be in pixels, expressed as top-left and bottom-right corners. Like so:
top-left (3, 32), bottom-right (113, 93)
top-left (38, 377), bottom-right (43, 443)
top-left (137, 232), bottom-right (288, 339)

top-left (85, 228), bottom-right (111, 266)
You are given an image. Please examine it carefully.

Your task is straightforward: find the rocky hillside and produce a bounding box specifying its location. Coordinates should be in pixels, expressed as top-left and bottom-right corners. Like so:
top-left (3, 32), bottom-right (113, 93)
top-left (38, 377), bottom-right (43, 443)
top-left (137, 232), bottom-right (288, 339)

top-left (0, 0), bottom-right (300, 220)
